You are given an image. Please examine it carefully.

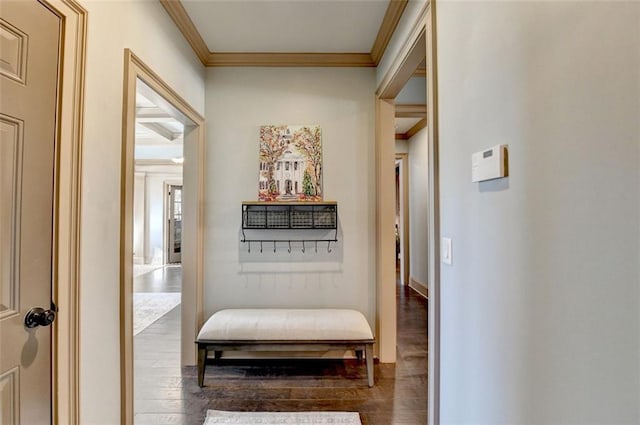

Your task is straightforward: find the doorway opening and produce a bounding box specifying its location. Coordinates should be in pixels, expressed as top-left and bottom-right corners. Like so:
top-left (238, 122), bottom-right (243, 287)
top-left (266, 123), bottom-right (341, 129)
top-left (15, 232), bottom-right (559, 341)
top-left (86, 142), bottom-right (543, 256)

top-left (394, 69), bottom-right (428, 298)
top-left (375, 4), bottom-right (439, 423)
top-left (395, 154), bottom-right (409, 286)
top-left (132, 79), bottom-right (185, 422)
top-left (120, 50), bottom-right (205, 425)
top-left (167, 184), bottom-right (183, 264)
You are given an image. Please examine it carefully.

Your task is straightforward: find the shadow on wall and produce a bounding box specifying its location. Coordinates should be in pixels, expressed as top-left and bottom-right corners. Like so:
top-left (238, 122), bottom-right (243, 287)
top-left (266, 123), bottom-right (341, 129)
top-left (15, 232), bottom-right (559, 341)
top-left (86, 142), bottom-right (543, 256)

top-left (479, 177), bottom-right (510, 193)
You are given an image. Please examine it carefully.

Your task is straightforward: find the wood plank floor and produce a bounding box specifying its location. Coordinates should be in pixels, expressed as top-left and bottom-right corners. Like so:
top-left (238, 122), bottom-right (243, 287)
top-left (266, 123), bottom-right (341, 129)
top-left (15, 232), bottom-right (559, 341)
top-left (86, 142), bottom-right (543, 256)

top-left (134, 269), bottom-right (427, 425)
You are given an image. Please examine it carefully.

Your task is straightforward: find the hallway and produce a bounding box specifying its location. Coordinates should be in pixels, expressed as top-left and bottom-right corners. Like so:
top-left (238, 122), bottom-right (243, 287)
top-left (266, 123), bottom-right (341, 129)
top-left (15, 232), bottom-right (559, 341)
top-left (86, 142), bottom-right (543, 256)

top-left (133, 274), bottom-right (427, 425)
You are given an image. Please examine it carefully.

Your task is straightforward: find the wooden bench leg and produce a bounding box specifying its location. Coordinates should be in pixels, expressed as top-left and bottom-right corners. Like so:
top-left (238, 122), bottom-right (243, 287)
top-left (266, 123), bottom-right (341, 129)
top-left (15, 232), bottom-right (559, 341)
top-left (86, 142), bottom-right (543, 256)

top-left (197, 345), bottom-right (207, 387)
top-left (365, 344), bottom-right (374, 387)
top-left (355, 349), bottom-right (363, 362)
top-left (214, 350), bottom-right (222, 361)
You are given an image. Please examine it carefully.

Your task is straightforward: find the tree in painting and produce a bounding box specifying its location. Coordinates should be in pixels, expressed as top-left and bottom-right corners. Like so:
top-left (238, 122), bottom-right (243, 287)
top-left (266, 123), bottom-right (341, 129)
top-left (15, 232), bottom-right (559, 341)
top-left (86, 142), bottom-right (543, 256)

top-left (293, 126), bottom-right (322, 197)
top-left (259, 125), bottom-right (289, 201)
top-left (303, 170), bottom-right (314, 196)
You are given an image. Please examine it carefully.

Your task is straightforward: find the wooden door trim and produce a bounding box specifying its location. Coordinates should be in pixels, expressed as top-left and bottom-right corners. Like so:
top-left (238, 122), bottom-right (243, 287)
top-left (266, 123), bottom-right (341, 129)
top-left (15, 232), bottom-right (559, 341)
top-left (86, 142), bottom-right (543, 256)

top-left (375, 97), bottom-right (397, 362)
top-left (120, 49), bottom-right (205, 425)
top-left (36, 0), bottom-right (87, 424)
top-left (376, 2), bottom-right (440, 424)
top-left (426, 6), bottom-right (441, 423)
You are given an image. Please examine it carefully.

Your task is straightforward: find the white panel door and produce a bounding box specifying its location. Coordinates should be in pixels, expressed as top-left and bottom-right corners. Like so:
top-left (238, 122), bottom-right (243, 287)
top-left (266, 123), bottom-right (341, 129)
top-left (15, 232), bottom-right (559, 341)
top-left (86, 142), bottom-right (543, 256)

top-left (0, 1), bottom-right (60, 423)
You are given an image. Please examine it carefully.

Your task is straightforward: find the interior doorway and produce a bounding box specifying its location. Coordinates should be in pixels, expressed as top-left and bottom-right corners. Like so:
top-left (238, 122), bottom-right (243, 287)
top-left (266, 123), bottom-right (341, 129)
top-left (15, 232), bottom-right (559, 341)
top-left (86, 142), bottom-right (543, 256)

top-left (120, 50), bottom-right (205, 425)
top-left (395, 154), bottom-right (409, 287)
top-left (0, 2), bottom-right (85, 423)
top-left (131, 80), bottom-right (186, 423)
top-left (394, 70), bottom-right (428, 297)
top-left (167, 184), bottom-right (183, 264)
top-left (375, 4), bottom-right (439, 423)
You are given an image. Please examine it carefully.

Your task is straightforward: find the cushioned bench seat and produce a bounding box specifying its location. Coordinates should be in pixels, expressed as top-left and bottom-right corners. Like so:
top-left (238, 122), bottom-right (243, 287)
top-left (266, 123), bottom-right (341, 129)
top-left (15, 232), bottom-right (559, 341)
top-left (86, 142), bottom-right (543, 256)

top-left (196, 308), bottom-right (375, 387)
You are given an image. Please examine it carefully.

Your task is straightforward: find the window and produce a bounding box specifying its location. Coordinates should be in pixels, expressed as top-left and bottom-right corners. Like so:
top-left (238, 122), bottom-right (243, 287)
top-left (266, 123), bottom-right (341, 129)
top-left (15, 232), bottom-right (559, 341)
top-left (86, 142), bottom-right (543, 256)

top-left (294, 162), bottom-right (298, 171)
top-left (285, 162), bottom-right (290, 171)
top-left (277, 162), bottom-right (281, 170)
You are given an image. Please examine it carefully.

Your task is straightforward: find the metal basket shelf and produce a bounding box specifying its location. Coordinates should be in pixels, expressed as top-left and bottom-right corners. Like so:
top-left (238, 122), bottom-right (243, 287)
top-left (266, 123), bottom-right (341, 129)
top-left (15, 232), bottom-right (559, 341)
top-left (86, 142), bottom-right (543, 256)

top-left (242, 203), bottom-right (337, 230)
top-left (241, 202), bottom-right (338, 252)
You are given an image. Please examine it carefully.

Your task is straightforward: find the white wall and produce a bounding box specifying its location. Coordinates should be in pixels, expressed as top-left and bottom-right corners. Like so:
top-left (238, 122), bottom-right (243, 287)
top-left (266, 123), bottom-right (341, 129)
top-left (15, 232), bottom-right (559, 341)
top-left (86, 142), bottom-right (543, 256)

top-left (437, 2), bottom-right (640, 423)
top-left (78, 1), bottom-right (205, 423)
top-left (395, 139), bottom-right (409, 154)
top-left (204, 68), bottom-right (377, 329)
top-left (407, 127), bottom-right (428, 287)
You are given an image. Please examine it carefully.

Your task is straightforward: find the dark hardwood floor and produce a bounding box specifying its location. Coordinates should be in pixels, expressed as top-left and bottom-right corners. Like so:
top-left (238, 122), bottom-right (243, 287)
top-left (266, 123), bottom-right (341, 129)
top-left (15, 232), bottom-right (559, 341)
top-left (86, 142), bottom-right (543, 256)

top-left (134, 271), bottom-right (427, 425)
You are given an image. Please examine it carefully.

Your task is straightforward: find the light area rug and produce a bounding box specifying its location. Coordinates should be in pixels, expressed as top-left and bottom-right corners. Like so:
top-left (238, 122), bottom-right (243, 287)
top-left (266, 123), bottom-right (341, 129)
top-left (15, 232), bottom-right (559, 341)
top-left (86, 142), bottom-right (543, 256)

top-left (133, 292), bottom-right (181, 335)
top-left (133, 264), bottom-right (163, 278)
top-left (204, 410), bottom-right (362, 425)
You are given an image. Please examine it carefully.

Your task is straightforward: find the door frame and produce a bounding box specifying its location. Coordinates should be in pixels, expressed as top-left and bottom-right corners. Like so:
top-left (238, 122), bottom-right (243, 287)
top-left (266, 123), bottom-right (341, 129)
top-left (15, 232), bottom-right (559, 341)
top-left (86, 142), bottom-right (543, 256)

top-left (375, 2), bottom-right (440, 423)
top-left (120, 49), bottom-right (205, 425)
top-left (166, 183), bottom-right (183, 264)
top-left (395, 153), bottom-right (409, 287)
top-left (33, 0), bottom-right (87, 423)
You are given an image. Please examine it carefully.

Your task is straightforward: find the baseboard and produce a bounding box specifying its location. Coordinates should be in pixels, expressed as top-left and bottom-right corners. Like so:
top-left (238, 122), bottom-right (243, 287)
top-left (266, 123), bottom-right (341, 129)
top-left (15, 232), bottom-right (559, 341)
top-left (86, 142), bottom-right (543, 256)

top-left (409, 276), bottom-right (428, 299)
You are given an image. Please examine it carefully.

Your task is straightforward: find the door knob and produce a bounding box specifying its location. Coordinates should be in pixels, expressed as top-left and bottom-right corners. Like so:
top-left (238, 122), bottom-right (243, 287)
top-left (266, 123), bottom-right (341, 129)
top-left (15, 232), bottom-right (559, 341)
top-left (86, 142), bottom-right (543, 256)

top-left (24, 306), bottom-right (56, 328)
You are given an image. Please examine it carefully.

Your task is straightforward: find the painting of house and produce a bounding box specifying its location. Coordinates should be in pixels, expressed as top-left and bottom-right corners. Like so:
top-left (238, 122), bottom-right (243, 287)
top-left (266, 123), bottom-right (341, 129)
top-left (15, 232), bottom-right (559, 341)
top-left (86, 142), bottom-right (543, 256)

top-left (258, 125), bottom-right (322, 201)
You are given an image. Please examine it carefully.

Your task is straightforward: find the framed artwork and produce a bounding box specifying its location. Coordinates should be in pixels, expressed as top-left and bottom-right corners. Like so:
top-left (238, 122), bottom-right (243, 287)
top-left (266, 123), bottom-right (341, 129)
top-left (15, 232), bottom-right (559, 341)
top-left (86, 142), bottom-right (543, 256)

top-left (258, 125), bottom-right (322, 202)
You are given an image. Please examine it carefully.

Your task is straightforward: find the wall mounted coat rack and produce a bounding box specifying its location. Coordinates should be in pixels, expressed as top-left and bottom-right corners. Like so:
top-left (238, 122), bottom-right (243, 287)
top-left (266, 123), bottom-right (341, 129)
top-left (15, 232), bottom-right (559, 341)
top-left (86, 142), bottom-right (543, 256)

top-left (241, 201), bottom-right (338, 253)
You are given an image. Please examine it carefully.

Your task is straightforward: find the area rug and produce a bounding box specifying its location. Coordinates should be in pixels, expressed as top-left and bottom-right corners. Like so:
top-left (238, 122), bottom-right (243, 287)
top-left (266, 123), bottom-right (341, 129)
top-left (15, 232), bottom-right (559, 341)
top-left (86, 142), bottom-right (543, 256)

top-left (133, 264), bottom-right (163, 278)
top-left (133, 292), bottom-right (181, 335)
top-left (204, 410), bottom-right (362, 425)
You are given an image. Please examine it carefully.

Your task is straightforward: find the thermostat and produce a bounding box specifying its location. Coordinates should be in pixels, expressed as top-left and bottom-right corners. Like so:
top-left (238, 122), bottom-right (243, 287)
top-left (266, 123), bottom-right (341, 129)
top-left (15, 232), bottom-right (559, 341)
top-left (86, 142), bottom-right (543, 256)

top-left (471, 144), bottom-right (508, 182)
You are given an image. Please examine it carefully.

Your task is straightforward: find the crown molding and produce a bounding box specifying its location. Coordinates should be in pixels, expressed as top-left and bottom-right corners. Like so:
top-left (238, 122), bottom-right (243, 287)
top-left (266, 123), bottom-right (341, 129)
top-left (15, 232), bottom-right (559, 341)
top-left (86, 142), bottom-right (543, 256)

top-left (159, 0), bottom-right (209, 65)
top-left (371, 0), bottom-right (409, 64)
top-left (207, 52), bottom-right (375, 67)
top-left (406, 117), bottom-right (427, 139)
top-left (395, 117), bottom-right (427, 140)
top-left (395, 104), bottom-right (426, 118)
top-left (160, 0), bottom-right (405, 67)
top-left (135, 159), bottom-right (184, 167)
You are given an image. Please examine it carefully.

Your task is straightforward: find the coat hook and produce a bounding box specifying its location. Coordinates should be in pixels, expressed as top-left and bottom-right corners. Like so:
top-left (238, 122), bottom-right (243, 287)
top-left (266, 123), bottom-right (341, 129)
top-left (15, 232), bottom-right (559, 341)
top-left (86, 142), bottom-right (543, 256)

top-left (260, 241), bottom-right (263, 253)
top-left (315, 240), bottom-right (318, 253)
top-left (247, 241), bottom-right (251, 253)
top-left (327, 241), bottom-right (332, 253)
top-left (274, 241), bottom-right (277, 253)
top-left (288, 240), bottom-right (292, 253)
top-left (302, 240), bottom-right (306, 253)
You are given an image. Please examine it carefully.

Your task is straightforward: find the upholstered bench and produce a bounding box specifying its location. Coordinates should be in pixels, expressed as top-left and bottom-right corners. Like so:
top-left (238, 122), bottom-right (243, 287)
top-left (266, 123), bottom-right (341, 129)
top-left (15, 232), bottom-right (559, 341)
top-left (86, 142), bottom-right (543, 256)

top-left (195, 309), bottom-right (375, 387)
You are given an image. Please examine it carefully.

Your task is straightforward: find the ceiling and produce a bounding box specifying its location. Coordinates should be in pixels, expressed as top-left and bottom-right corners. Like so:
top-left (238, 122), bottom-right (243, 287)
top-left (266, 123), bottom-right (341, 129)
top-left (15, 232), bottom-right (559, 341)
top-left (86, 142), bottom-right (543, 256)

top-left (182, 0), bottom-right (389, 54)
top-left (160, 0), bottom-right (426, 139)
top-left (395, 117), bottom-right (422, 134)
top-left (135, 90), bottom-right (184, 162)
top-left (161, 0), bottom-right (409, 66)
